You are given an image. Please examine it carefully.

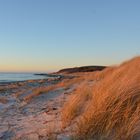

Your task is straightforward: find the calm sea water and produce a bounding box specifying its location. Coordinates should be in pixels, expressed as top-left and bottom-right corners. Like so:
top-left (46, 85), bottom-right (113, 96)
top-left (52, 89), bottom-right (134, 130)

top-left (0, 73), bottom-right (48, 83)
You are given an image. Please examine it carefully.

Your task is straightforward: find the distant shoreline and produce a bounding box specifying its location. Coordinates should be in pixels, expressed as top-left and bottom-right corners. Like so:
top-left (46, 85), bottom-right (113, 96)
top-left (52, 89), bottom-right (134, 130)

top-left (0, 73), bottom-right (53, 85)
top-left (0, 65), bottom-right (106, 85)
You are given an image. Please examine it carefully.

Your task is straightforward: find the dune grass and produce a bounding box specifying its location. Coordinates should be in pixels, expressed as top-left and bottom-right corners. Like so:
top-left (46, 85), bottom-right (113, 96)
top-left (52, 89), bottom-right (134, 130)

top-left (23, 75), bottom-right (85, 102)
top-left (23, 85), bottom-right (59, 102)
top-left (61, 82), bottom-right (93, 128)
top-left (62, 56), bottom-right (140, 140)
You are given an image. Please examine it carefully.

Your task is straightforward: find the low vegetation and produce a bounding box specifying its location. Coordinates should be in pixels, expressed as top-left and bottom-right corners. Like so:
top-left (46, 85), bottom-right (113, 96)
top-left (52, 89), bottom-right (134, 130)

top-left (23, 75), bottom-right (85, 103)
top-left (62, 56), bottom-right (140, 140)
top-left (23, 85), bottom-right (58, 102)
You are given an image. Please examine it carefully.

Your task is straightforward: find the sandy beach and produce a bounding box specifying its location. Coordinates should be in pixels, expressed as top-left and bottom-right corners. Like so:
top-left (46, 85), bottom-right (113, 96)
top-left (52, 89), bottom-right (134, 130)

top-left (0, 57), bottom-right (140, 140)
top-left (0, 74), bottom-right (77, 140)
top-left (0, 1), bottom-right (139, 139)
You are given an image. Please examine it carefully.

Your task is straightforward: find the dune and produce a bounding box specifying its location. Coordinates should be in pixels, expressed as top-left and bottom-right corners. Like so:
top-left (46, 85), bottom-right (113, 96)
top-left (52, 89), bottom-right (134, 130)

top-left (62, 56), bottom-right (140, 140)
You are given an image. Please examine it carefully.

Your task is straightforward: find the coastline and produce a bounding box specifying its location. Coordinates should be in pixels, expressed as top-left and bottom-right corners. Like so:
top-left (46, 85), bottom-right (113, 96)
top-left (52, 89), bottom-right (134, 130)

top-left (0, 66), bottom-right (106, 139)
top-left (0, 73), bottom-right (56, 84)
top-left (0, 73), bottom-right (75, 139)
top-left (0, 58), bottom-right (138, 139)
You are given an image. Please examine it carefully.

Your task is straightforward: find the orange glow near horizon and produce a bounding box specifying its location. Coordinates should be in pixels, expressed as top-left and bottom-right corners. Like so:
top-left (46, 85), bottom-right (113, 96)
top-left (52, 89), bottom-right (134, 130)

top-left (0, 53), bottom-right (138, 73)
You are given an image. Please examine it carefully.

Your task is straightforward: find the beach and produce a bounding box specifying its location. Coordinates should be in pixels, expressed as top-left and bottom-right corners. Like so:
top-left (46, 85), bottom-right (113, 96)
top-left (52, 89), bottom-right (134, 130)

top-left (0, 58), bottom-right (140, 140)
top-left (0, 73), bottom-right (78, 140)
top-left (0, 0), bottom-right (139, 139)
top-left (0, 65), bottom-right (106, 140)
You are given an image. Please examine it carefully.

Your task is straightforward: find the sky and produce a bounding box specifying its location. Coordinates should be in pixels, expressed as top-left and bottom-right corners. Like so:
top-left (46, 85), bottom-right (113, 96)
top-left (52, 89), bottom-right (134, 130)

top-left (0, 0), bottom-right (140, 72)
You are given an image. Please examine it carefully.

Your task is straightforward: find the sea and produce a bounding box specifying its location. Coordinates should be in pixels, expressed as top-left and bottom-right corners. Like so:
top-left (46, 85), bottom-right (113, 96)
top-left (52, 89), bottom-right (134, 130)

top-left (0, 73), bottom-right (48, 83)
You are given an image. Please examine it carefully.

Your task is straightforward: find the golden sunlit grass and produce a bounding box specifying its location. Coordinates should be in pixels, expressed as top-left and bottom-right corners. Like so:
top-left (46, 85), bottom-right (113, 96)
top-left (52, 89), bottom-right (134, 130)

top-left (23, 85), bottom-right (58, 102)
top-left (23, 75), bottom-right (85, 102)
top-left (61, 82), bottom-right (93, 128)
top-left (62, 56), bottom-right (140, 140)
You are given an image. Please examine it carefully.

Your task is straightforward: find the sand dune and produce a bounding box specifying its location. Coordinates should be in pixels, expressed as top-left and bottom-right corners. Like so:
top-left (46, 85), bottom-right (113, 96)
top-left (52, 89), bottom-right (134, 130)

top-left (62, 56), bottom-right (140, 140)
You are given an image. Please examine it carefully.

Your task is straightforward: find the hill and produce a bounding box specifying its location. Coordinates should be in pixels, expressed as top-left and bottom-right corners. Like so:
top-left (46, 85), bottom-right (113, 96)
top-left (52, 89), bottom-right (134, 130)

top-left (57, 66), bottom-right (106, 74)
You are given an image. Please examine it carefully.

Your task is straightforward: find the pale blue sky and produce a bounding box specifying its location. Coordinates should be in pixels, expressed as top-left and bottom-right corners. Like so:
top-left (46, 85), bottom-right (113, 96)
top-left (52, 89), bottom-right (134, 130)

top-left (0, 0), bottom-right (140, 72)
